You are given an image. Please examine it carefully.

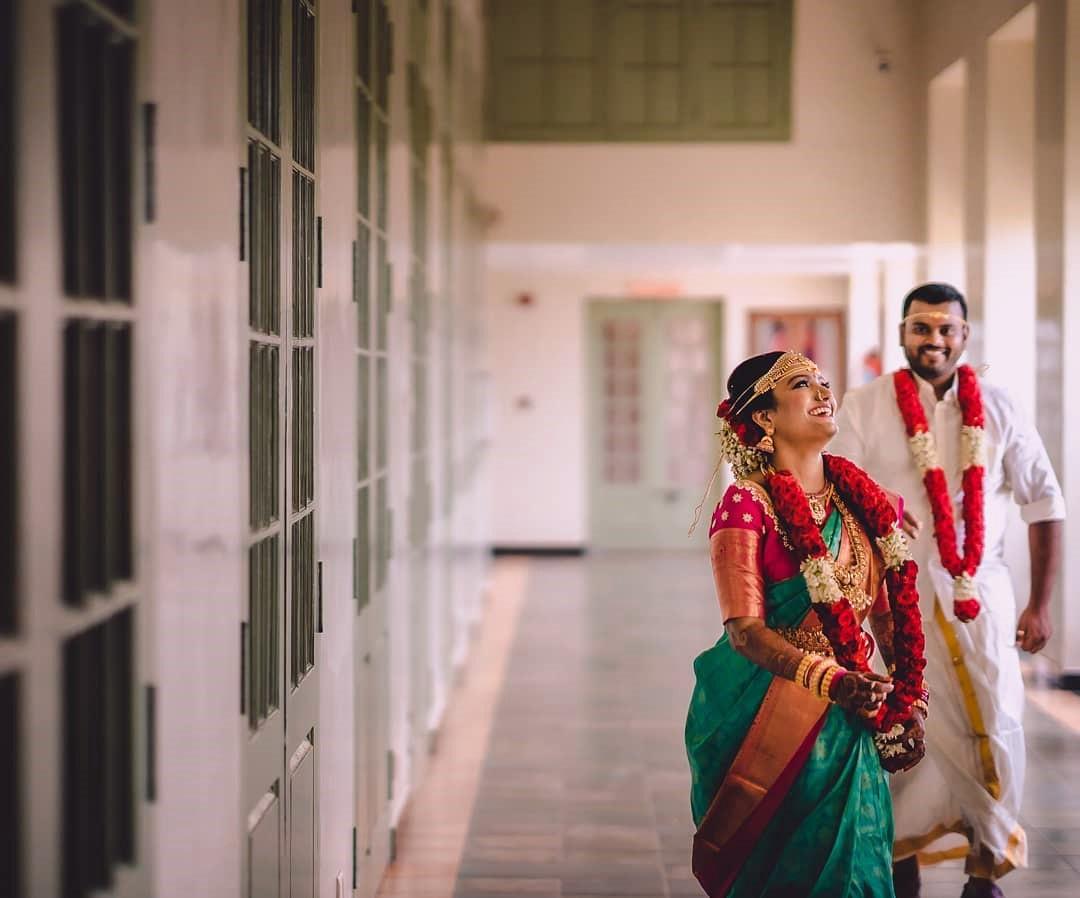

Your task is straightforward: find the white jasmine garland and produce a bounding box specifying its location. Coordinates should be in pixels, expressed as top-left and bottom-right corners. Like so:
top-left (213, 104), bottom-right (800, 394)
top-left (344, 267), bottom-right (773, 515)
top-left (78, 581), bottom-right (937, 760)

top-left (873, 724), bottom-right (908, 758)
top-left (960, 424), bottom-right (987, 469)
top-left (907, 431), bottom-right (939, 475)
top-left (954, 571), bottom-right (978, 600)
top-left (875, 526), bottom-right (911, 571)
top-left (717, 418), bottom-right (765, 480)
top-left (800, 556), bottom-right (844, 606)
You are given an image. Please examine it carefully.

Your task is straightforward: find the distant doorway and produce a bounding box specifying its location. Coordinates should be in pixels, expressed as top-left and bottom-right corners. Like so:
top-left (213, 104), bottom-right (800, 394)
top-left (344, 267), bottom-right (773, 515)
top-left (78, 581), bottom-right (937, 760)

top-left (587, 300), bottom-right (724, 549)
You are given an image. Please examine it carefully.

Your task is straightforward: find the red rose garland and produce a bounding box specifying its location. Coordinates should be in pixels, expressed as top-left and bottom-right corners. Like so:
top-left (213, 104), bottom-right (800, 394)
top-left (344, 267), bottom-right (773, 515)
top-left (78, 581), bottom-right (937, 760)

top-left (765, 455), bottom-right (927, 736)
top-left (893, 366), bottom-right (985, 622)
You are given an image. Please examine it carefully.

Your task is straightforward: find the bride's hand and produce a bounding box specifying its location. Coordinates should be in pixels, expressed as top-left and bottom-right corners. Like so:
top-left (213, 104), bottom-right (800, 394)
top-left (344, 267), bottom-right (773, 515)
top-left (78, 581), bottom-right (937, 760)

top-left (829, 670), bottom-right (893, 718)
top-left (880, 710), bottom-right (927, 774)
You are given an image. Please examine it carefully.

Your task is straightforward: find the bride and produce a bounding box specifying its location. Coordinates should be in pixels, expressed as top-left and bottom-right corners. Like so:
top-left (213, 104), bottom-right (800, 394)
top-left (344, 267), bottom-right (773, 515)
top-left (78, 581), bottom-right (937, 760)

top-left (685, 350), bottom-right (929, 898)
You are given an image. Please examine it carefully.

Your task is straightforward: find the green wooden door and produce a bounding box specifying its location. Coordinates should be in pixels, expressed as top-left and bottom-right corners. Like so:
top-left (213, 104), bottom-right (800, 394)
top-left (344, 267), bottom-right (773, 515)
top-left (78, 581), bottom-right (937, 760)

top-left (588, 300), bottom-right (723, 549)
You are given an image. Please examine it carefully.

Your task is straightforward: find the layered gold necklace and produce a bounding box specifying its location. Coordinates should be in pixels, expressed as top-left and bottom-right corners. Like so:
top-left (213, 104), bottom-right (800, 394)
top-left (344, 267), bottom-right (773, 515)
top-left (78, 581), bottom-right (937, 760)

top-left (806, 482), bottom-right (834, 525)
top-left (832, 494), bottom-right (872, 612)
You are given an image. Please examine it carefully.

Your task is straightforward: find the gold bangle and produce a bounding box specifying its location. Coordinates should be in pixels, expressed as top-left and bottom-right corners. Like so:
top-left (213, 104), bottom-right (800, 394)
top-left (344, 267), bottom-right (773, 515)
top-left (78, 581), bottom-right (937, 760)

top-left (803, 656), bottom-right (827, 690)
top-left (818, 664), bottom-right (844, 702)
top-left (794, 654), bottom-right (815, 688)
top-left (808, 659), bottom-right (833, 699)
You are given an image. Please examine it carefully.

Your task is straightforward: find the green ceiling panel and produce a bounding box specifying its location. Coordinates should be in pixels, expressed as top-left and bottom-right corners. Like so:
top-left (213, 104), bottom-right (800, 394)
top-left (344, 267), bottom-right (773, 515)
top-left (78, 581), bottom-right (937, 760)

top-left (487, 0), bottom-right (791, 141)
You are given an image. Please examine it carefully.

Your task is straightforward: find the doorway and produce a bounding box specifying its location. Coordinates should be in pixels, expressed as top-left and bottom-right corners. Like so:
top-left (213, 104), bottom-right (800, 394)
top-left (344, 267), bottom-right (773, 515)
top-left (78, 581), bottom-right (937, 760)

top-left (587, 300), bottom-right (724, 550)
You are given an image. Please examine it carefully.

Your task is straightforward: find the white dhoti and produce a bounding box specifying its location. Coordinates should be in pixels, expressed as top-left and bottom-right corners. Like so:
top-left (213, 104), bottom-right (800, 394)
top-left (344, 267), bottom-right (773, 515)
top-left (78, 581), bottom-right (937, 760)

top-left (891, 561), bottom-right (1027, 879)
top-left (830, 368), bottom-right (1066, 880)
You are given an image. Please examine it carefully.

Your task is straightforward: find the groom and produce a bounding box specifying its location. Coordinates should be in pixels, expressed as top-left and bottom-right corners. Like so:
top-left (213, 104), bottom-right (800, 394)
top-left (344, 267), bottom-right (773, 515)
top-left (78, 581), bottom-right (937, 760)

top-left (829, 283), bottom-right (1064, 898)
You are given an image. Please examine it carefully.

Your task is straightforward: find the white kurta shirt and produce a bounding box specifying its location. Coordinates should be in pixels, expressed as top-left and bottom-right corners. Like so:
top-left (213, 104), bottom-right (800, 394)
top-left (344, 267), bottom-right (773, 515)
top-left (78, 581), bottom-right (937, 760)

top-left (830, 370), bottom-right (1065, 623)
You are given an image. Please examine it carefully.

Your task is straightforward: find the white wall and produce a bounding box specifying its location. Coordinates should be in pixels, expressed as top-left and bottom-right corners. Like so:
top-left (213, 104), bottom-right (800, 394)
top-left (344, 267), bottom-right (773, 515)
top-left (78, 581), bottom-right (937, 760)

top-left (143, 2), bottom-right (246, 895)
top-left (481, 0), bottom-right (925, 547)
top-left (926, 61), bottom-right (968, 290)
top-left (486, 256), bottom-right (848, 546)
top-left (482, 0), bottom-right (921, 246)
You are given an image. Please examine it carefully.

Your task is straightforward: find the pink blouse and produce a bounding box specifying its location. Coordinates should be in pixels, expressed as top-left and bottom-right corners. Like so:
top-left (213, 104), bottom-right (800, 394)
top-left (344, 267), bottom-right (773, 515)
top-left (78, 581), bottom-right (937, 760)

top-left (708, 479), bottom-right (893, 624)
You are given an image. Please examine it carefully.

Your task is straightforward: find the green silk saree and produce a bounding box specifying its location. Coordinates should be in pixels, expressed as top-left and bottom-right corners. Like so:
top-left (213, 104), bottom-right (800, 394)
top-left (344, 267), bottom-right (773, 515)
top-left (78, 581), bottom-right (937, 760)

top-left (685, 509), bottom-right (895, 898)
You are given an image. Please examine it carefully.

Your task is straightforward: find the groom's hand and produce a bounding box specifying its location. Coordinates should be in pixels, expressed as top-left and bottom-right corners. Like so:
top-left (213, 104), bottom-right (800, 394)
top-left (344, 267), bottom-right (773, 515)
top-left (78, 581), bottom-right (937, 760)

top-left (1016, 605), bottom-right (1051, 654)
top-left (901, 509), bottom-right (922, 540)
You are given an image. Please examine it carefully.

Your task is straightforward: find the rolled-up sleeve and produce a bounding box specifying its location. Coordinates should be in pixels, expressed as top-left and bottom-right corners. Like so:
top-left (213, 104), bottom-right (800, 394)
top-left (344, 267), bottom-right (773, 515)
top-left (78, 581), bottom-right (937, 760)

top-left (1001, 398), bottom-right (1066, 523)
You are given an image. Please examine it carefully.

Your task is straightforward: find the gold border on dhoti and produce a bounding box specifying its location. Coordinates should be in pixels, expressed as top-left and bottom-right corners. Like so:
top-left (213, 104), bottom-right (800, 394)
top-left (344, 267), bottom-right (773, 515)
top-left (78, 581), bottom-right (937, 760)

top-left (966, 828), bottom-right (1027, 880)
top-left (896, 822), bottom-right (1027, 880)
top-left (934, 598), bottom-right (1002, 800)
top-left (894, 819), bottom-right (966, 860)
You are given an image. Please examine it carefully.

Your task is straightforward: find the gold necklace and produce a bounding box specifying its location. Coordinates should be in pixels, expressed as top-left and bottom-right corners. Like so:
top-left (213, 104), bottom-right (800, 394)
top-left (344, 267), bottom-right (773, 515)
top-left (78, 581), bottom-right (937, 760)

top-left (806, 482), bottom-right (834, 526)
top-left (832, 495), bottom-right (872, 612)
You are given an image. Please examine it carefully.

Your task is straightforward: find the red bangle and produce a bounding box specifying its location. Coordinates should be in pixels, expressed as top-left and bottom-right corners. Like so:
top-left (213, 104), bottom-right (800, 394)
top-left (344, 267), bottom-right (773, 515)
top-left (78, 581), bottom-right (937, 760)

top-left (826, 666), bottom-right (849, 701)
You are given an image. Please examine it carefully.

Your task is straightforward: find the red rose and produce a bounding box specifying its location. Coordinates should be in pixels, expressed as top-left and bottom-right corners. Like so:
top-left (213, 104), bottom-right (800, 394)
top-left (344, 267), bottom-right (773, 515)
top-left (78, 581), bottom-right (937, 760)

top-left (834, 604), bottom-right (858, 633)
top-left (895, 586), bottom-right (919, 608)
top-left (957, 365), bottom-right (985, 427)
top-left (893, 371), bottom-right (929, 437)
top-left (764, 457), bottom-right (928, 713)
top-left (897, 365), bottom-right (985, 629)
top-left (954, 598), bottom-right (981, 622)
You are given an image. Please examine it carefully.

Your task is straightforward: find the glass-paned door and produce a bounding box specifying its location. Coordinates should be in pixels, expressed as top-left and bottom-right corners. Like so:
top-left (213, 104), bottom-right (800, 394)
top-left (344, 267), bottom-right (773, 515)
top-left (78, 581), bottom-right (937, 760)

top-left (587, 299), bottom-right (723, 549)
top-left (243, 1), bottom-right (319, 895)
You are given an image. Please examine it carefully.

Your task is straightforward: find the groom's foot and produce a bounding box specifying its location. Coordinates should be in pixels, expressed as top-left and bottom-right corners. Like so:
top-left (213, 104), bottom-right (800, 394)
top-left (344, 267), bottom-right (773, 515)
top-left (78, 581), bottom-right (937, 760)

top-left (960, 877), bottom-right (1004, 898)
top-left (893, 856), bottom-right (921, 898)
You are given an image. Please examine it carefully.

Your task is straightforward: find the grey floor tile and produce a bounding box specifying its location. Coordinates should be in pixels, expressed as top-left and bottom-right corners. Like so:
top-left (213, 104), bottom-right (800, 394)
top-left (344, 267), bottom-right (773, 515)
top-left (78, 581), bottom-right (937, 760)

top-left (450, 555), bottom-right (1080, 898)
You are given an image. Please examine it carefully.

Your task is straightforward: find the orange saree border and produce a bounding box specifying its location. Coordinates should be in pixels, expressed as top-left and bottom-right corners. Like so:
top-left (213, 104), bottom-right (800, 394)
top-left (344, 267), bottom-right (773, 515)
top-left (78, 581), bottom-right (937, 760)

top-left (693, 676), bottom-right (829, 896)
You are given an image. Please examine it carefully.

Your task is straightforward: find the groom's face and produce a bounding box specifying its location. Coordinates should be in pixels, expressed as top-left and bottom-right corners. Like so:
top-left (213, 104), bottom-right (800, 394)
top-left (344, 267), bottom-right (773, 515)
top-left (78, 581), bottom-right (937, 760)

top-left (899, 299), bottom-right (969, 384)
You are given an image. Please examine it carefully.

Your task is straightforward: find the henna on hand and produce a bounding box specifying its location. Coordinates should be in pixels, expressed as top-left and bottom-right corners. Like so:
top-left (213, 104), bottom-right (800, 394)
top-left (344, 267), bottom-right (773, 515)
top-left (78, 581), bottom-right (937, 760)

top-left (829, 670), bottom-right (893, 718)
top-left (880, 710), bottom-right (927, 772)
top-left (724, 617), bottom-right (805, 681)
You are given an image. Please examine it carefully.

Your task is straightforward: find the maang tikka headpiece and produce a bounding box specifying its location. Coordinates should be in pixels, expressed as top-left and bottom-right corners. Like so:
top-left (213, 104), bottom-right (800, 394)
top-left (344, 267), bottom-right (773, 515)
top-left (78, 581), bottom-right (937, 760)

top-left (690, 351), bottom-right (822, 534)
top-left (729, 351), bottom-right (820, 417)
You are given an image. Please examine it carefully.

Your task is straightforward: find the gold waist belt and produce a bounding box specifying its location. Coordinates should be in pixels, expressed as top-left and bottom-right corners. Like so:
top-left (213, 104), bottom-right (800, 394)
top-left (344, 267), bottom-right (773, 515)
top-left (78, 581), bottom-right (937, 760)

top-left (774, 626), bottom-right (833, 656)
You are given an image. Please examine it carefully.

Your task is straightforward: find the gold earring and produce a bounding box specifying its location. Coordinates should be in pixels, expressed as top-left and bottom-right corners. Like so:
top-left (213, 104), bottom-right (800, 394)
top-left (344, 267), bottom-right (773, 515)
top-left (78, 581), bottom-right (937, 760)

top-left (756, 431), bottom-right (775, 453)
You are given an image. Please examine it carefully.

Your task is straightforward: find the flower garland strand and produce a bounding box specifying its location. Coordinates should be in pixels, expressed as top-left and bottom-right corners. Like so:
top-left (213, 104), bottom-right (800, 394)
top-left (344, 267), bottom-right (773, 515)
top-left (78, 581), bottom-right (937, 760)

top-left (892, 366), bottom-right (985, 622)
top-left (716, 399), bottom-right (766, 480)
top-left (765, 456), bottom-right (927, 740)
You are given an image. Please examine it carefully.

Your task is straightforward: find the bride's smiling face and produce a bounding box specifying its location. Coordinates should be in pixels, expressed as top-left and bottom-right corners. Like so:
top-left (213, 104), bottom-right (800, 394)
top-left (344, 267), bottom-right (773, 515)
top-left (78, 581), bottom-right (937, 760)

top-left (752, 370), bottom-right (837, 448)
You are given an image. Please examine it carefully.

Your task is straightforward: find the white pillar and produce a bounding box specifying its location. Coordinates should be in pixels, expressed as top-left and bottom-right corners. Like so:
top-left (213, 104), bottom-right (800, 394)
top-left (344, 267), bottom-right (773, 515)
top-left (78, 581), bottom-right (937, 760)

top-left (927, 61), bottom-right (969, 293)
top-left (1060, 0), bottom-right (1080, 674)
top-left (846, 245), bottom-right (881, 395)
top-left (984, 7), bottom-right (1038, 421)
top-left (881, 245), bottom-right (921, 373)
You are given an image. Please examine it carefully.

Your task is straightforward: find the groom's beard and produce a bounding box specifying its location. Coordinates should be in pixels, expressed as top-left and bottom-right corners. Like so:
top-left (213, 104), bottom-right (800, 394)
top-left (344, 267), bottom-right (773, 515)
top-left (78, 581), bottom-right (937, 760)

top-left (904, 345), bottom-right (956, 382)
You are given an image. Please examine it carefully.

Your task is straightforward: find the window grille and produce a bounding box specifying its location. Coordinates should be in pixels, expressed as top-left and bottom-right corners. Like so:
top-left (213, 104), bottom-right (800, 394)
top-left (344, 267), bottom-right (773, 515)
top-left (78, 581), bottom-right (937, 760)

top-left (62, 608), bottom-right (134, 897)
top-left (62, 320), bottom-right (132, 606)
top-left (56, 3), bottom-right (135, 299)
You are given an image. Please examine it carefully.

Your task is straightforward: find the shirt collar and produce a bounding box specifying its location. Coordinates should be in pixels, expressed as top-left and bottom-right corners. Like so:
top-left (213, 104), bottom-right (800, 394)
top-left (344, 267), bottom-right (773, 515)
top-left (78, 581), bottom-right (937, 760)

top-left (911, 370), bottom-right (958, 404)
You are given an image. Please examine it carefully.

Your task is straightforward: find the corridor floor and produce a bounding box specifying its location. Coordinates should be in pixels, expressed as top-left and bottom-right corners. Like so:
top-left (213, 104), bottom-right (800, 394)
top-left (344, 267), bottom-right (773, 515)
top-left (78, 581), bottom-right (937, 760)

top-left (379, 555), bottom-right (1080, 898)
